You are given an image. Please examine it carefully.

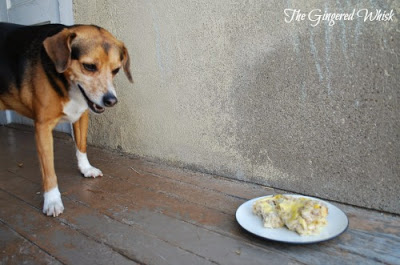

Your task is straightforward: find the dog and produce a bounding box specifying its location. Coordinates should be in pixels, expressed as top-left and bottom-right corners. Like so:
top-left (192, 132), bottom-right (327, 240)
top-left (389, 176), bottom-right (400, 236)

top-left (0, 22), bottom-right (133, 217)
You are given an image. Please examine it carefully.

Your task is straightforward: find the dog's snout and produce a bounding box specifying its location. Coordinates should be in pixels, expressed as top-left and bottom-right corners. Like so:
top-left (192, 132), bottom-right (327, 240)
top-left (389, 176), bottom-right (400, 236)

top-left (103, 93), bottom-right (118, 107)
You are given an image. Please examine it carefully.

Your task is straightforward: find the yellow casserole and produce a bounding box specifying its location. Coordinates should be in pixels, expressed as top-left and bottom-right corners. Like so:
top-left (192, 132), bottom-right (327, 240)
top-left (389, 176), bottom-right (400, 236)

top-left (253, 194), bottom-right (328, 235)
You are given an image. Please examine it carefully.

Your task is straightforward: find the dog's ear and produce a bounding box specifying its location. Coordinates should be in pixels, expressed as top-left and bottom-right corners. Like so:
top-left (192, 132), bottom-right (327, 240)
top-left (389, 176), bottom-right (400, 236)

top-left (43, 29), bottom-right (76, 73)
top-left (121, 45), bottom-right (133, 83)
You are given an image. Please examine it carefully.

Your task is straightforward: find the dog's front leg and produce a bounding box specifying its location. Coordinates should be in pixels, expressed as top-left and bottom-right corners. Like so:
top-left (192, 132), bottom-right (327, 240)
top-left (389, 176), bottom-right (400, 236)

top-left (35, 121), bottom-right (64, 217)
top-left (73, 110), bottom-right (103, 178)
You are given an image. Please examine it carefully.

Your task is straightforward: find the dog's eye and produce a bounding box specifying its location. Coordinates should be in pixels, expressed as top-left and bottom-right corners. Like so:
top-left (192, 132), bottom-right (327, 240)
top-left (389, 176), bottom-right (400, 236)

top-left (83, 63), bottom-right (97, 72)
top-left (112, 67), bottom-right (120, 75)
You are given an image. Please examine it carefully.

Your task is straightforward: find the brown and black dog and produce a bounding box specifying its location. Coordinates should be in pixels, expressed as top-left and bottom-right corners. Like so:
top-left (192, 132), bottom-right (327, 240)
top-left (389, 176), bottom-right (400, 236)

top-left (0, 23), bottom-right (133, 216)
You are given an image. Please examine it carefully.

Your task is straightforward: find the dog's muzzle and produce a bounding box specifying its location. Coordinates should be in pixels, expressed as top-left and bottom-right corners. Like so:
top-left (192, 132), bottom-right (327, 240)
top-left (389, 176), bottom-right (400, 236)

top-left (78, 84), bottom-right (105, 114)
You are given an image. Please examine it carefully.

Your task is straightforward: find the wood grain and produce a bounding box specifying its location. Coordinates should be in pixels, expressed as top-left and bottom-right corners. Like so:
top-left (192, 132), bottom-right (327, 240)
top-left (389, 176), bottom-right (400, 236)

top-left (0, 125), bottom-right (399, 265)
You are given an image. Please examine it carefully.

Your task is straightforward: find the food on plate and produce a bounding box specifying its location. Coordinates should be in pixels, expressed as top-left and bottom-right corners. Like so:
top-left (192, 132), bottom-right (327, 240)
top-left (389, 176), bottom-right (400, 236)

top-left (252, 194), bottom-right (328, 235)
top-left (252, 195), bottom-right (285, 228)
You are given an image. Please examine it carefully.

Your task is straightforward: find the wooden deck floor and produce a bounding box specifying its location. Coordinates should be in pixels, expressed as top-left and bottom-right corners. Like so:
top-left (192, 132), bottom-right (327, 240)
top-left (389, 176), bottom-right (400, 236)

top-left (0, 125), bottom-right (399, 265)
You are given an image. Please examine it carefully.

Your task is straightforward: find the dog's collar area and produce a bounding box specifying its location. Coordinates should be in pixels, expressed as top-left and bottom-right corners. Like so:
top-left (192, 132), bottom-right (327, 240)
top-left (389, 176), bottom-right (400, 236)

top-left (77, 84), bottom-right (105, 114)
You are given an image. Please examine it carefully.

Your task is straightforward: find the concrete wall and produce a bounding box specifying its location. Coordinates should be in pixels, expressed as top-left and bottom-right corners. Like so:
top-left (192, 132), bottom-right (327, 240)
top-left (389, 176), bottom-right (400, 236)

top-left (73, 0), bottom-right (400, 214)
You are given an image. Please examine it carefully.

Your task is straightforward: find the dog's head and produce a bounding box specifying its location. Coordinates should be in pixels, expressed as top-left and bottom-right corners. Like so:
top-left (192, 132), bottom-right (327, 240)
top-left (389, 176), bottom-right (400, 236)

top-left (43, 25), bottom-right (133, 113)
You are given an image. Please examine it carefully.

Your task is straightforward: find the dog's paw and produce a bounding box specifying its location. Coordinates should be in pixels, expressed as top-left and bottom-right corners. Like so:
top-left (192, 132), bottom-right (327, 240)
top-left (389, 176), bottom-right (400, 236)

top-left (81, 166), bottom-right (103, 178)
top-left (77, 150), bottom-right (103, 178)
top-left (43, 187), bottom-right (64, 217)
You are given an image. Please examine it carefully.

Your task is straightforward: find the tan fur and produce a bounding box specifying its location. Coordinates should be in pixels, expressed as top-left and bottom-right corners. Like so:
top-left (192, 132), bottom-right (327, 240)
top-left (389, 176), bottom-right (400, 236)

top-left (73, 110), bottom-right (89, 154)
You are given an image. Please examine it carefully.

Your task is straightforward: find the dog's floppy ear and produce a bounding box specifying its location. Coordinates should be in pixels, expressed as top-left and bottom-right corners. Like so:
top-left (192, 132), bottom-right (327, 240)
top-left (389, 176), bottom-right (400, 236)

top-left (43, 29), bottom-right (76, 73)
top-left (121, 45), bottom-right (133, 83)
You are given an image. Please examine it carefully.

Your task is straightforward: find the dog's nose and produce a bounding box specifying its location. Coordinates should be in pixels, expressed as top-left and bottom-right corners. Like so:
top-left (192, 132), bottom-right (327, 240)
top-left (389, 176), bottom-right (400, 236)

top-left (103, 93), bottom-right (118, 107)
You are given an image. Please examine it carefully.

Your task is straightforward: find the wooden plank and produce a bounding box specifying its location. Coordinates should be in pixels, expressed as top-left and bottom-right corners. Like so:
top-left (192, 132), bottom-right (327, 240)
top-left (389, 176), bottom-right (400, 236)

top-left (97, 152), bottom-right (400, 237)
top-left (335, 229), bottom-right (400, 264)
top-left (126, 158), bottom-right (276, 199)
top-left (2, 126), bottom-right (400, 265)
top-left (70, 188), bottom-right (393, 265)
top-left (2, 163), bottom-right (394, 264)
top-left (3, 168), bottom-right (391, 265)
top-left (0, 173), bottom-right (218, 265)
top-left (343, 205), bottom-right (400, 235)
top-left (4, 128), bottom-right (394, 239)
top-left (0, 171), bottom-right (301, 265)
top-left (95, 166), bottom-right (244, 215)
top-left (0, 222), bottom-right (62, 265)
top-left (104, 157), bottom-right (400, 236)
top-left (0, 190), bottom-right (137, 265)
top-left (133, 160), bottom-right (400, 235)
top-left (70, 159), bottom-right (400, 265)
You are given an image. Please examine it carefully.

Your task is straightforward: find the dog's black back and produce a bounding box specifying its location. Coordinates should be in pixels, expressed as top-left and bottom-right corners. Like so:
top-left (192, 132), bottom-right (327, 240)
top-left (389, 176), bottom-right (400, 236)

top-left (0, 23), bottom-right (67, 95)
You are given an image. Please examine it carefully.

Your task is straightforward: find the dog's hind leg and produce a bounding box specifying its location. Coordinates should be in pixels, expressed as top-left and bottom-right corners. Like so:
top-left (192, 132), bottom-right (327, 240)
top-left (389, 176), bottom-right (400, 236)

top-left (73, 110), bottom-right (103, 178)
top-left (35, 120), bottom-right (64, 217)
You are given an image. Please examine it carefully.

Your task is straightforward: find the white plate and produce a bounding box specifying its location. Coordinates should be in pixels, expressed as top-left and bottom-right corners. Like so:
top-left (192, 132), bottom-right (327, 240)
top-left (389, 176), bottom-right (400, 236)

top-left (236, 194), bottom-right (349, 244)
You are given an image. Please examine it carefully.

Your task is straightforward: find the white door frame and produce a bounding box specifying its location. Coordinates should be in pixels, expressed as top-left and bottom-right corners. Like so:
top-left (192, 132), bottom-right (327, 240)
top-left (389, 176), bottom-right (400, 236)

top-left (0, 0), bottom-right (74, 133)
top-left (0, 0), bottom-right (73, 25)
top-left (0, 1), bottom-right (6, 22)
top-left (59, 0), bottom-right (74, 26)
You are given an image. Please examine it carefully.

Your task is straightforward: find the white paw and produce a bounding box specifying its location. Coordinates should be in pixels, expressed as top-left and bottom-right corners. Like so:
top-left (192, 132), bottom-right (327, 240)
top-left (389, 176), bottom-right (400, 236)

top-left (76, 150), bottom-right (103, 178)
top-left (43, 187), bottom-right (64, 217)
top-left (81, 166), bottom-right (103, 178)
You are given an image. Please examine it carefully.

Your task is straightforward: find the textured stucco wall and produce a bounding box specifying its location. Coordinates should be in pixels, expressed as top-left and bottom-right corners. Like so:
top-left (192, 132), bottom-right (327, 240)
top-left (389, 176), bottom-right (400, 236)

top-left (73, 0), bottom-right (400, 214)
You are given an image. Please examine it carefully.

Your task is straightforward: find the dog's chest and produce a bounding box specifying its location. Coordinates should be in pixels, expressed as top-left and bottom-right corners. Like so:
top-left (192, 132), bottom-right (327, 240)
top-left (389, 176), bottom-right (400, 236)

top-left (61, 88), bottom-right (88, 123)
